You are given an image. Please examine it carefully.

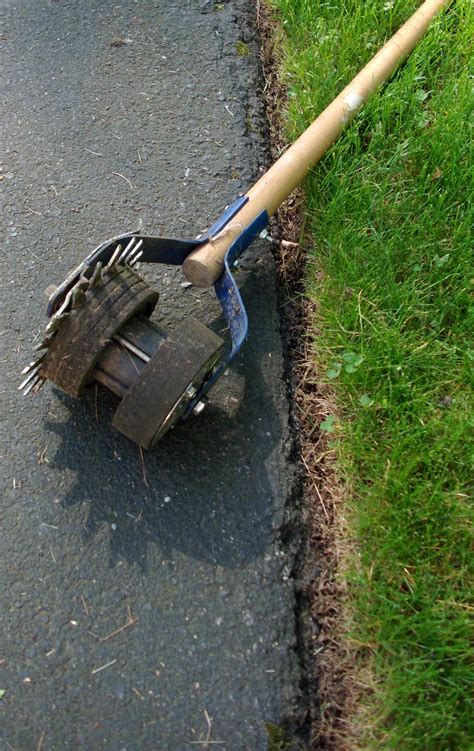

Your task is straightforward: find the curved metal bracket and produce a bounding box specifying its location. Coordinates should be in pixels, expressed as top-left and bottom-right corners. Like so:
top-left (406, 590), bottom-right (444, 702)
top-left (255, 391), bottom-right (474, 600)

top-left (47, 195), bottom-right (250, 316)
top-left (183, 209), bottom-right (269, 418)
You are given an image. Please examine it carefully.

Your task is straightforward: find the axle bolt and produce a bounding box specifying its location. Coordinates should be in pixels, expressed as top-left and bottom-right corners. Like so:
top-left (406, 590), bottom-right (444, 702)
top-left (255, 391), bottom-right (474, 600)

top-left (185, 385), bottom-right (198, 400)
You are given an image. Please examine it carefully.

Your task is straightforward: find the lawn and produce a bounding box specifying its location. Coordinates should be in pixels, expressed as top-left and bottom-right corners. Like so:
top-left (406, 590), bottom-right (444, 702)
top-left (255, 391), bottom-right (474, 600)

top-left (268, 0), bottom-right (473, 747)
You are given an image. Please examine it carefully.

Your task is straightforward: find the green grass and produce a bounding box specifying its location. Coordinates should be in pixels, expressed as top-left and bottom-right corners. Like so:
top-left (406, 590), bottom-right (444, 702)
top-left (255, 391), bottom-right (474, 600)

top-left (269, 1), bottom-right (473, 748)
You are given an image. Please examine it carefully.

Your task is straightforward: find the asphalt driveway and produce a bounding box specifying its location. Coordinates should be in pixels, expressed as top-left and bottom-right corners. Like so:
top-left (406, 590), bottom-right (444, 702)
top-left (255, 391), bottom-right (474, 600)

top-left (1, 1), bottom-right (300, 748)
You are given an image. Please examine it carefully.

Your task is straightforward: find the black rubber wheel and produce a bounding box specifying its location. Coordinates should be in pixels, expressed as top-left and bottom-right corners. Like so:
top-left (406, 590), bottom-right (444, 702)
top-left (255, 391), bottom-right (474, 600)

top-left (112, 317), bottom-right (224, 448)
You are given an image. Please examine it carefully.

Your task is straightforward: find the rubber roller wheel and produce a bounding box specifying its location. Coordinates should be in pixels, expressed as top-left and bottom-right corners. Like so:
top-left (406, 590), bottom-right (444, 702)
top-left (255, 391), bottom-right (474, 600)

top-left (112, 317), bottom-right (224, 449)
top-left (41, 268), bottom-right (159, 397)
top-left (39, 266), bottom-right (224, 447)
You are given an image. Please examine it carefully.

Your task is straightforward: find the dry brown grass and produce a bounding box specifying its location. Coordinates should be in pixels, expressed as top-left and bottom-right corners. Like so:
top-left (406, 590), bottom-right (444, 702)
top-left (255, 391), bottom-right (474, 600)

top-left (256, 4), bottom-right (372, 749)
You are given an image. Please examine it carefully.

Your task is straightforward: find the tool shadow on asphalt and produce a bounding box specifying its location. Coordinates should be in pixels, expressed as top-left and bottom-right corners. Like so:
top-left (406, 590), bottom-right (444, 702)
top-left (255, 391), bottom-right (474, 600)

top-left (42, 270), bottom-right (284, 571)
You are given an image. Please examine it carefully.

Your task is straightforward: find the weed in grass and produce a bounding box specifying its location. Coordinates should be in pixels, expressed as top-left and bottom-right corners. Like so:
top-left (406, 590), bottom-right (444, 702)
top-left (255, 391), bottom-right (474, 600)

top-left (235, 40), bottom-right (251, 56)
top-left (270, 0), bottom-right (473, 748)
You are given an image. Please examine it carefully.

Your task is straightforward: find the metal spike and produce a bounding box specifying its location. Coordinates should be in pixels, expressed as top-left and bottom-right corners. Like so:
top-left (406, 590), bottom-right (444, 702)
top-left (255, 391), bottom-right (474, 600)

top-left (89, 261), bottom-right (103, 287)
top-left (45, 312), bottom-right (69, 335)
top-left (53, 285), bottom-right (76, 319)
top-left (126, 239), bottom-right (143, 265)
top-left (21, 361), bottom-right (36, 375)
top-left (71, 287), bottom-right (86, 308)
top-left (32, 377), bottom-right (46, 394)
top-left (52, 297), bottom-right (70, 320)
top-left (126, 253), bottom-right (138, 266)
top-left (106, 244), bottom-right (123, 271)
top-left (129, 249), bottom-right (143, 267)
top-left (19, 365), bottom-right (42, 390)
top-left (125, 238), bottom-right (143, 264)
top-left (44, 313), bottom-right (61, 334)
top-left (125, 249), bottom-right (138, 266)
top-left (50, 270), bottom-right (94, 323)
top-left (24, 245), bottom-right (123, 390)
top-left (23, 374), bottom-right (42, 396)
top-left (21, 355), bottom-right (44, 375)
top-left (76, 277), bottom-right (91, 294)
top-left (33, 338), bottom-right (52, 352)
top-left (117, 238), bottom-right (136, 265)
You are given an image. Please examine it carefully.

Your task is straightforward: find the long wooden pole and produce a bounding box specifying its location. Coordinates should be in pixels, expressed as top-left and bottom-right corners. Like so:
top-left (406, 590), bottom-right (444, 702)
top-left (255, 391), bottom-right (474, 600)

top-left (183, 0), bottom-right (452, 287)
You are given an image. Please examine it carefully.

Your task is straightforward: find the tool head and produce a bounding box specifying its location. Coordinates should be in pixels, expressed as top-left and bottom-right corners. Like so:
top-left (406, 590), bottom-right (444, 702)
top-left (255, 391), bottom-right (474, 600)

top-left (20, 198), bottom-right (266, 447)
top-left (20, 239), bottom-right (223, 448)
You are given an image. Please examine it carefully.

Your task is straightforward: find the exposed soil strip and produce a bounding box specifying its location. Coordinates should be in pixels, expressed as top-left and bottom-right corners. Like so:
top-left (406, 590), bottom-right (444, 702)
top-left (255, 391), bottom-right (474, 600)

top-left (256, 5), bottom-right (365, 748)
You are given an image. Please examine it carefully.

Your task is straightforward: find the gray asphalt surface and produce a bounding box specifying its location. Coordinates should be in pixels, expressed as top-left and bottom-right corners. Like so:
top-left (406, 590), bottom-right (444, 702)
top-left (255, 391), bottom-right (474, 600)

top-left (1, 1), bottom-right (300, 748)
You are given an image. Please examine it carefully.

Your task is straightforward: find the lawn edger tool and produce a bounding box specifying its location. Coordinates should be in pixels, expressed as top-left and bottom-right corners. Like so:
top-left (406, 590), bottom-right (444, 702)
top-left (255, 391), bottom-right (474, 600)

top-left (20, 0), bottom-right (451, 449)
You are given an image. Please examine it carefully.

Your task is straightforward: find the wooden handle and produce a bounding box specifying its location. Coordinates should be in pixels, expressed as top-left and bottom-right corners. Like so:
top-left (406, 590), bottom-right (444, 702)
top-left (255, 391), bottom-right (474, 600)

top-left (183, 0), bottom-right (451, 287)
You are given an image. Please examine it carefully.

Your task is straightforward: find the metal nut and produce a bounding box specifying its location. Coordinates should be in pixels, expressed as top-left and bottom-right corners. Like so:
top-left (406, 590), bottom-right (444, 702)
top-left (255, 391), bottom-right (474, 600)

top-left (193, 399), bottom-right (207, 416)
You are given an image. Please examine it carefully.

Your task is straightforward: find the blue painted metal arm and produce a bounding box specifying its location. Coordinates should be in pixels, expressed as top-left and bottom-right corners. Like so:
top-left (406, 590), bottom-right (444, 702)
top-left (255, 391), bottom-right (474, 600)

top-left (183, 209), bottom-right (269, 417)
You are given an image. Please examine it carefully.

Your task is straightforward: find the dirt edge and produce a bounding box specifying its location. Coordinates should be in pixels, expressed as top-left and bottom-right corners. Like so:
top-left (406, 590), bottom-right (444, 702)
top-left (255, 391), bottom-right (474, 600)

top-left (255, 5), bottom-right (370, 749)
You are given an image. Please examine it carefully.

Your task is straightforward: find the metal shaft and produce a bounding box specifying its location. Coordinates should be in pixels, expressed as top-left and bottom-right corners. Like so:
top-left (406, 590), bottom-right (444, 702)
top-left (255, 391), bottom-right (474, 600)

top-left (183, 0), bottom-right (452, 287)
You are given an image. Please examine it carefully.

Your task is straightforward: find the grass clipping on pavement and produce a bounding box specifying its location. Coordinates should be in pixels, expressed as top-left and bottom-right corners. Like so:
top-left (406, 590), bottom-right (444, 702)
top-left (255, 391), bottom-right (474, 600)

top-left (268, 0), bottom-right (473, 748)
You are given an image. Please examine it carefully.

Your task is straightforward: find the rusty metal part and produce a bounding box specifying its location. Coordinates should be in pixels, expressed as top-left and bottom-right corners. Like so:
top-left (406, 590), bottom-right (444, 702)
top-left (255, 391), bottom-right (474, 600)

top-left (35, 266), bottom-right (223, 448)
top-left (40, 267), bottom-right (159, 397)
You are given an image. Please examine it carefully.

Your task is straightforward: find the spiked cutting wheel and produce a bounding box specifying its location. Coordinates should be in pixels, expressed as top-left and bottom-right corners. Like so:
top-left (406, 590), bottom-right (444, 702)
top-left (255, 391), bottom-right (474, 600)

top-left (20, 239), bottom-right (224, 448)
